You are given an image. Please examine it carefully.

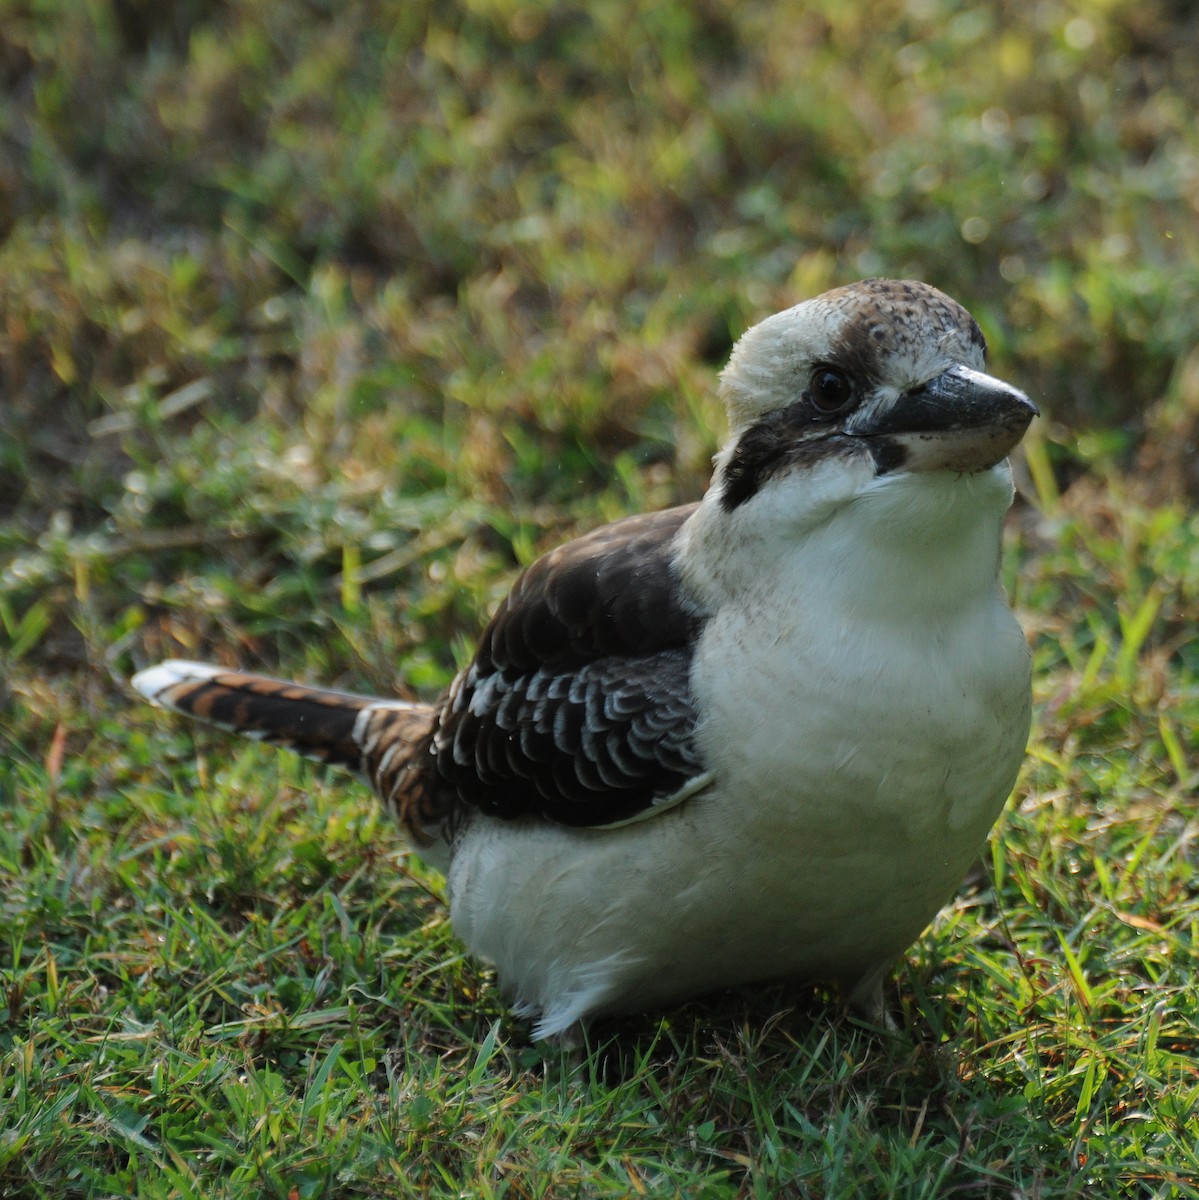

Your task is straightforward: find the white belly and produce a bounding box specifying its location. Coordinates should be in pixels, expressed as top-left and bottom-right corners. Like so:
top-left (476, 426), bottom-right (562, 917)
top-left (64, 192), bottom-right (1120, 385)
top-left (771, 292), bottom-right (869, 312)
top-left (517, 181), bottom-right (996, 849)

top-left (443, 470), bottom-right (1032, 1038)
top-left (442, 588), bottom-right (1029, 1039)
top-left (683, 589), bottom-right (1031, 974)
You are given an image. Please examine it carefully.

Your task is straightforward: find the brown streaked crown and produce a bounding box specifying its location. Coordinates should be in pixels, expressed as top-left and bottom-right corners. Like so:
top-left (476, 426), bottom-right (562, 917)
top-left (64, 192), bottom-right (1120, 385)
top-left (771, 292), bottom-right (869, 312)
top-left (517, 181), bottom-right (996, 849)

top-left (818, 278), bottom-right (987, 389)
top-left (718, 278), bottom-right (987, 432)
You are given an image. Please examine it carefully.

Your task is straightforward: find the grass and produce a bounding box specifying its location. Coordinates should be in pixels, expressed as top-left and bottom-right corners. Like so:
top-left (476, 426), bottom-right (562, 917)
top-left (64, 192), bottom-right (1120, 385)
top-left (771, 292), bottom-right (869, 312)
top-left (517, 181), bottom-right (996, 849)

top-left (2, 0), bottom-right (1199, 1195)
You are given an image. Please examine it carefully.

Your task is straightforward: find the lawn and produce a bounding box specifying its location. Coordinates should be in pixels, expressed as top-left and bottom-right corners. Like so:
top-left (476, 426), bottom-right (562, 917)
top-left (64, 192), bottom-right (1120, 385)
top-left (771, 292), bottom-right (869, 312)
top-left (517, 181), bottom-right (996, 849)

top-left (2, 1), bottom-right (1198, 1196)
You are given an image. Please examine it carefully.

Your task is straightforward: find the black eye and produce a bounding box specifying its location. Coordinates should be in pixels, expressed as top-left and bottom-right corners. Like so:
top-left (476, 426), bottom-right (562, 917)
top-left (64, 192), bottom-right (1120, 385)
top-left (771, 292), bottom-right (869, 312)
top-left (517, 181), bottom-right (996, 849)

top-left (808, 366), bottom-right (854, 415)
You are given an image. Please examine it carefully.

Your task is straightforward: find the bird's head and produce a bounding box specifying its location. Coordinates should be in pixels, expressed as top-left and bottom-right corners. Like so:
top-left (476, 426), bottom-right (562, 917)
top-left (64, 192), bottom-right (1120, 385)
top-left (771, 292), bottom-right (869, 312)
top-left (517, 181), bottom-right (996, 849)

top-left (714, 279), bottom-right (1038, 513)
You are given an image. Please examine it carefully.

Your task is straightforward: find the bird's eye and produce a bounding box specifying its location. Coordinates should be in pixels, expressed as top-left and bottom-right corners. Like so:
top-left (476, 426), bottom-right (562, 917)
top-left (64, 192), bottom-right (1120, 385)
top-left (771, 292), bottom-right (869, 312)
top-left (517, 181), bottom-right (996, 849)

top-left (808, 366), bottom-right (854, 415)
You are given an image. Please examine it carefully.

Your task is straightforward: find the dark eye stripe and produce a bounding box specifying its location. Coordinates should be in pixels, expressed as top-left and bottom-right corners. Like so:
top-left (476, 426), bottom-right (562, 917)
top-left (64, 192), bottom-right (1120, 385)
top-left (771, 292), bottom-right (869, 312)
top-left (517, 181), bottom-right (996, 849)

top-left (720, 404), bottom-right (808, 511)
top-left (720, 401), bottom-right (871, 511)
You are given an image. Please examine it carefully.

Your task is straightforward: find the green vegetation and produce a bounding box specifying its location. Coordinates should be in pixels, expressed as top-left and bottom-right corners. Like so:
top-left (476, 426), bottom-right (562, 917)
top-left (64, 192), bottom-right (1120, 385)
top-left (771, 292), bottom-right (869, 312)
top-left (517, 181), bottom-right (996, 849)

top-left (2, 0), bottom-right (1198, 1195)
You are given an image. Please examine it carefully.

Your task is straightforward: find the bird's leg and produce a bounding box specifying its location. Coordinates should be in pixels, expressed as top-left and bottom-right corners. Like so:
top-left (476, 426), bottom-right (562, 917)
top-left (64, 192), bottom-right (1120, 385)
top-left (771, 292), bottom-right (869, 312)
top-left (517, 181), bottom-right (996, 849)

top-left (845, 964), bottom-right (898, 1033)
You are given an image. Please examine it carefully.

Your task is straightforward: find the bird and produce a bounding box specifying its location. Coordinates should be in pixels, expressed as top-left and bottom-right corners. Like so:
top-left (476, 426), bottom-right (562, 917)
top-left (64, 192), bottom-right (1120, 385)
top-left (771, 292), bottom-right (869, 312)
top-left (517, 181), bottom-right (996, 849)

top-left (132, 278), bottom-right (1037, 1041)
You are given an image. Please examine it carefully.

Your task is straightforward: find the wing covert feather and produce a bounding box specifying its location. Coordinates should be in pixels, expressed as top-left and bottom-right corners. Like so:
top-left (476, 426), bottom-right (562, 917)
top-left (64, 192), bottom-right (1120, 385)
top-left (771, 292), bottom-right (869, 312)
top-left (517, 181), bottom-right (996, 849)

top-left (432, 505), bottom-right (710, 827)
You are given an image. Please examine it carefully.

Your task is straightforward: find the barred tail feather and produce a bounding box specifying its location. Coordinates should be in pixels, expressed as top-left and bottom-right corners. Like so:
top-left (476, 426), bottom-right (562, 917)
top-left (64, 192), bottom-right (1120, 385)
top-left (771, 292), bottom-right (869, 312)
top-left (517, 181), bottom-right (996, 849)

top-left (131, 659), bottom-right (409, 766)
top-left (132, 660), bottom-right (443, 846)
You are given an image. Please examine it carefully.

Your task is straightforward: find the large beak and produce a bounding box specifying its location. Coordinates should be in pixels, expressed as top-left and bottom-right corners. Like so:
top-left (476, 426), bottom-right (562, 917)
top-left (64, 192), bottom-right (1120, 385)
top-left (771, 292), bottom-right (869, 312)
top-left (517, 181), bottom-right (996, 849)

top-left (858, 364), bottom-right (1039, 475)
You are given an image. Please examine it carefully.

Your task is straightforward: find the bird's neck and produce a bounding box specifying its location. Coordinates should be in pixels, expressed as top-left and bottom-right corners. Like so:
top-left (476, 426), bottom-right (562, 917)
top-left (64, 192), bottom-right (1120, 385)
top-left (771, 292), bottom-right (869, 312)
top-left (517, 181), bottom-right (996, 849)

top-left (678, 465), bottom-right (1015, 623)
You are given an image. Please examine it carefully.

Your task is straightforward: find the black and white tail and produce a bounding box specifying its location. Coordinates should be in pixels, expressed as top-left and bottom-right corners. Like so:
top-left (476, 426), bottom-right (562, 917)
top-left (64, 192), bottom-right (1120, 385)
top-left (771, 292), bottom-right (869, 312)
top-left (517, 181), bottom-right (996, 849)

top-left (131, 660), bottom-right (443, 844)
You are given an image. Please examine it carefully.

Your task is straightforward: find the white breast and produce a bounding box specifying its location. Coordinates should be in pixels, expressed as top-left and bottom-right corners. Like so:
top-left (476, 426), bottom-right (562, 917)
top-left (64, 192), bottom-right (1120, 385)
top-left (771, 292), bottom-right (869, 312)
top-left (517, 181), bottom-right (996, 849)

top-left (441, 466), bottom-right (1031, 1038)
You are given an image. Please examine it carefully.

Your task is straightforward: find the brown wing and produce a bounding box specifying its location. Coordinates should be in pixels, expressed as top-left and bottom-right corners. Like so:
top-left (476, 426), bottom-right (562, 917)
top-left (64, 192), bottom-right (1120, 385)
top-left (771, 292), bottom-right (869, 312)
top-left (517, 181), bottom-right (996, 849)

top-left (474, 505), bottom-right (703, 671)
top-left (430, 504), bottom-right (711, 828)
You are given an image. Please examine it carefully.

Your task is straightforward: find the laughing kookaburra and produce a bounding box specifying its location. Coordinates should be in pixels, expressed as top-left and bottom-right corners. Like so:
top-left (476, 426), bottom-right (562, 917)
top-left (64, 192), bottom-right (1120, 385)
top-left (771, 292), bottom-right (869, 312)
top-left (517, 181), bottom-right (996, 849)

top-left (132, 278), bottom-right (1037, 1040)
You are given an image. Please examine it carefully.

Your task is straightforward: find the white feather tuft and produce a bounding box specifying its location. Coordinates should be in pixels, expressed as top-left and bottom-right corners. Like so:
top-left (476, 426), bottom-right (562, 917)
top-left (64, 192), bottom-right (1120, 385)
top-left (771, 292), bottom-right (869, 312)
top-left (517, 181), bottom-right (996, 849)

top-left (130, 659), bottom-right (223, 704)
